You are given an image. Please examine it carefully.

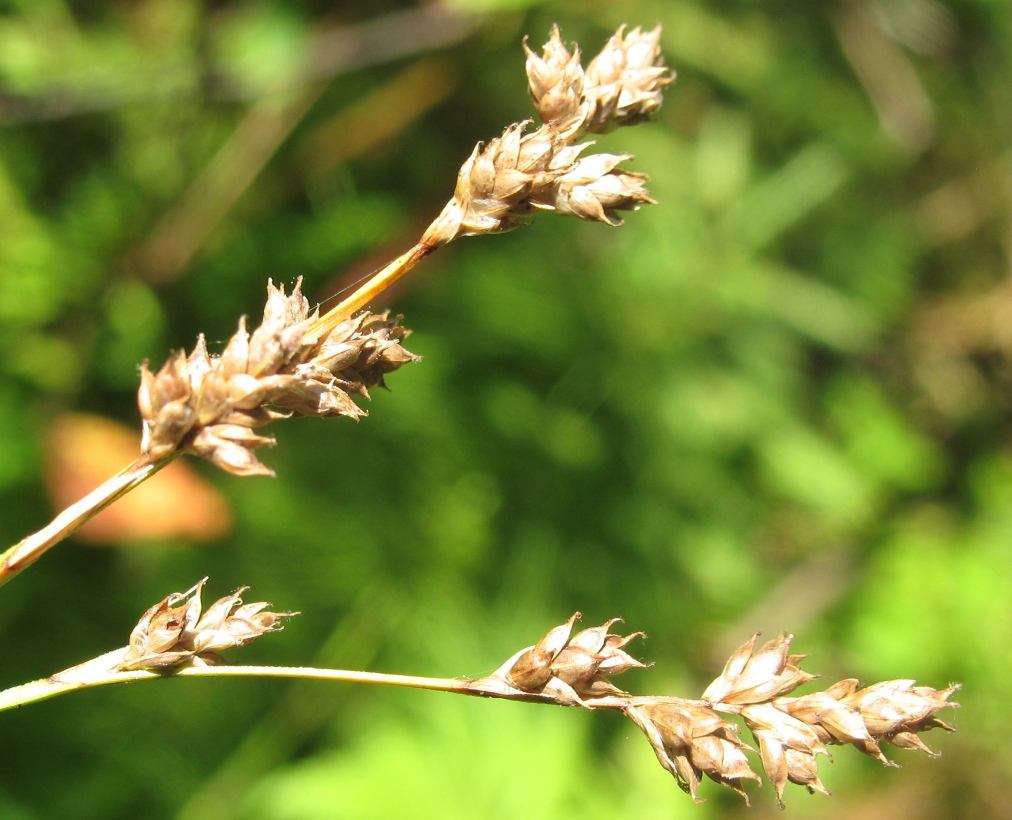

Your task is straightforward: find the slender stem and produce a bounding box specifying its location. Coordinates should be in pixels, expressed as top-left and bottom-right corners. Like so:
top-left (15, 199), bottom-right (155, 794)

top-left (0, 662), bottom-right (493, 713)
top-left (0, 457), bottom-right (170, 587)
top-left (309, 241), bottom-right (434, 337)
top-left (178, 665), bottom-right (475, 693)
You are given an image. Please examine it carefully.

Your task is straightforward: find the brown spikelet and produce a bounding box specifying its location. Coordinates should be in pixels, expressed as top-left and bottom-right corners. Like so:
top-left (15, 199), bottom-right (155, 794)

top-left (702, 632), bottom-right (817, 705)
top-left (138, 279), bottom-right (419, 476)
top-left (118, 578), bottom-right (296, 671)
top-left (477, 613), bottom-right (649, 707)
top-left (524, 26), bottom-right (589, 139)
top-left (625, 700), bottom-right (762, 805)
top-left (582, 25), bottom-right (673, 133)
top-left (421, 24), bottom-right (672, 247)
top-left (777, 678), bottom-right (961, 765)
top-left (740, 702), bottom-right (831, 806)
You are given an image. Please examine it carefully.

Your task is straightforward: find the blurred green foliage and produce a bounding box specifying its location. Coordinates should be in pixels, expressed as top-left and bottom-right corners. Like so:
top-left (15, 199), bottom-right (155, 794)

top-left (0, 0), bottom-right (1010, 818)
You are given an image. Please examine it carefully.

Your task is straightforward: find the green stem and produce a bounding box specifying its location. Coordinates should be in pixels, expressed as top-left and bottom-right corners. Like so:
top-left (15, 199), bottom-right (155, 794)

top-left (0, 660), bottom-right (483, 713)
top-left (0, 457), bottom-right (170, 588)
top-left (0, 651), bottom-right (659, 714)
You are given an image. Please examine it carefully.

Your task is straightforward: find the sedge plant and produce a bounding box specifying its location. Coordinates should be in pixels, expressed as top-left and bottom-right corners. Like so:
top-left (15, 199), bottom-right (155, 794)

top-left (0, 25), bottom-right (958, 808)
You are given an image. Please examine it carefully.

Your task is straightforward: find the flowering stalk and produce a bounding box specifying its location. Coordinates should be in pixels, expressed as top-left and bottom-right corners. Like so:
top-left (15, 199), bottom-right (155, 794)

top-left (0, 583), bottom-right (960, 808)
top-left (0, 664), bottom-right (476, 714)
top-left (0, 279), bottom-right (418, 586)
top-left (0, 23), bottom-right (671, 584)
top-left (315, 25), bottom-right (672, 330)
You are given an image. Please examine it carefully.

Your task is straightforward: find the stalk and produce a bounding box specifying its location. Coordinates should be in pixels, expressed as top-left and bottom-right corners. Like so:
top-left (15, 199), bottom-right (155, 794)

top-left (0, 662), bottom-right (553, 713)
top-left (0, 457), bottom-right (170, 587)
top-left (0, 587), bottom-right (962, 808)
top-left (309, 241), bottom-right (434, 337)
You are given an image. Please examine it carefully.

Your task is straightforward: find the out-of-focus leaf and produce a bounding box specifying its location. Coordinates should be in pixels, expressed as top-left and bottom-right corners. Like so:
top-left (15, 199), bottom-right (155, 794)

top-left (829, 373), bottom-right (945, 492)
top-left (759, 426), bottom-right (875, 525)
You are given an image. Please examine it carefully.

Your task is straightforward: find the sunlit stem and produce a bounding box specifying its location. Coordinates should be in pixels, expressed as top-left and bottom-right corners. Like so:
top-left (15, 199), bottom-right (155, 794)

top-left (0, 457), bottom-right (171, 588)
top-left (309, 242), bottom-right (434, 336)
top-left (0, 662), bottom-right (515, 713)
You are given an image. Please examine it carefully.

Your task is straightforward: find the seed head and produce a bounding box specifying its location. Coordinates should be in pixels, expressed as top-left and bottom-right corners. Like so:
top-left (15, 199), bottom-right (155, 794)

top-left (533, 149), bottom-right (654, 225)
top-left (118, 578), bottom-right (296, 671)
top-left (583, 25), bottom-right (673, 134)
top-left (777, 677), bottom-right (960, 765)
top-left (422, 24), bottom-right (671, 246)
top-left (482, 614), bottom-right (648, 706)
top-left (841, 678), bottom-right (960, 746)
top-left (741, 702), bottom-right (831, 806)
top-left (524, 25), bottom-right (590, 139)
top-left (525, 24), bottom-right (673, 139)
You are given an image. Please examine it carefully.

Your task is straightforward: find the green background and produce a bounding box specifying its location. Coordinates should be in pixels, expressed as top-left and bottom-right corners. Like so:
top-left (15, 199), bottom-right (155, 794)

top-left (0, 0), bottom-right (1009, 817)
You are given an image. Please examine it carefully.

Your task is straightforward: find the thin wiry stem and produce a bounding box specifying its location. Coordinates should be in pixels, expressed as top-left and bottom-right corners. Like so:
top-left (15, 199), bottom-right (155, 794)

top-left (0, 661), bottom-right (568, 713)
top-left (0, 456), bottom-right (172, 587)
top-left (309, 242), bottom-right (434, 337)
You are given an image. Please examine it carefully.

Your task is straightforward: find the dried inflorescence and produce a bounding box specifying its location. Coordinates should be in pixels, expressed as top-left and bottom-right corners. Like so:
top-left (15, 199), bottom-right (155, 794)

top-left (525, 24), bottom-right (672, 139)
top-left (136, 24), bottom-right (669, 476)
top-left (138, 279), bottom-right (418, 476)
top-left (701, 632), bottom-right (818, 705)
top-left (633, 633), bottom-right (960, 806)
top-left (109, 24), bottom-right (957, 810)
top-left (478, 612), bottom-right (649, 706)
top-left (421, 24), bottom-right (672, 246)
top-left (478, 619), bottom-right (959, 808)
top-left (738, 701), bottom-right (831, 803)
top-left (118, 578), bottom-right (295, 671)
top-left (777, 677), bottom-right (961, 763)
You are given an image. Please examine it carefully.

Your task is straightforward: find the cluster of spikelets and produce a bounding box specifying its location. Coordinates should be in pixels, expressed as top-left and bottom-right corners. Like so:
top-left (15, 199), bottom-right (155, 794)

top-left (100, 583), bottom-right (958, 809)
top-left (483, 612), bottom-right (649, 703)
top-left (116, 579), bottom-right (295, 671)
top-left (138, 279), bottom-right (417, 476)
top-left (53, 579), bottom-right (295, 685)
top-left (422, 25), bottom-right (672, 246)
top-left (478, 617), bottom-right (959, 807)
top-left (136, 25), bottom-right (671, 479)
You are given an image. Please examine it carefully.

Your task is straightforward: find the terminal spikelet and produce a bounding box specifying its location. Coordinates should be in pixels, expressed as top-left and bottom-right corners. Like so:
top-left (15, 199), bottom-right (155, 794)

top-left (421, 24), bottom-right (672, 246)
